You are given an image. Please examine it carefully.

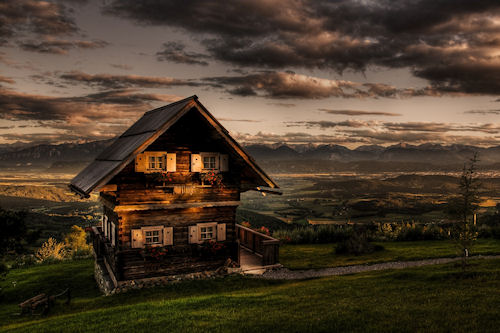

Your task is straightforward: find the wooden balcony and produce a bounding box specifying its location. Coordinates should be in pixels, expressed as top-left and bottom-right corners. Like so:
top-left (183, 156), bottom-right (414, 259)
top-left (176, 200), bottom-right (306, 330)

top-left (236, 224), bottom-right (280, 266)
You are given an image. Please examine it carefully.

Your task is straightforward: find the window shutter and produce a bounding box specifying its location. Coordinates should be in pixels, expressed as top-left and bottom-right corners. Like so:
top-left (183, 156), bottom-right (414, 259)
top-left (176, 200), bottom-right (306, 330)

top-left (135, 153), bottom-right (147, 172)
top-left (163, 226), bottom-right (173, 246)
top-left (103, 216), bottom-right (108, 238)
top-left (217, 223), bottom-right (226, 241)
top-left (189, 225), bottom-right (199, 244)
top-left (191, 154), bottom-right (201, 172)
top-left (111, 222), bottom-right (116, 246)
top-left (131, 229), bottom-right (143, 248)
top-left (214, 153), bottom-right (220, 170)
top-left (220, 154), bottom-right (229, 172)
top-left (166, 153), bottom-right (176, 172)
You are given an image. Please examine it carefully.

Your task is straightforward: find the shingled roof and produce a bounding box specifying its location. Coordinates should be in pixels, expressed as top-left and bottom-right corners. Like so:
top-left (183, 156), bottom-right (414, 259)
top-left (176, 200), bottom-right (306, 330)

top-left (69, 95), bottom-right (278, 197)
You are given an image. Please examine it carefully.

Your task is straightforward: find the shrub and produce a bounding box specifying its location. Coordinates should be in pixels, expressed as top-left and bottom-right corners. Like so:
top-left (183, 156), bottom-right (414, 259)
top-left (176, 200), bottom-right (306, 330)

top-left (335, 231), bottom-right (384, 255)
top-left (35, 237), bottom-right (67, 263)
top-left (374, 222), bottom-right (449, 241)
top-left (64, 225), bottom-right (92, 258)
top-left (478, 225), bottom-right (500, 239)
top-left (273, 225), bottom-right (352, 244)
top-left (0, 261), bottom-right (7, 277)
top-left (11, 254), bottom-right (37, 268)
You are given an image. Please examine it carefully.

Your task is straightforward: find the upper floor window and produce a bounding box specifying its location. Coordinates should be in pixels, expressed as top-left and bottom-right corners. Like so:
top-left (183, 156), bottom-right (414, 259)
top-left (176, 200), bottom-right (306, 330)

top-left (191, 153), bottom-right (228, 172)
top-left (135, 152), bottom-right (176, 173)
top-left (149, 155), bottom-right (163, 170)
top-left (203, 155), bottom-right (217, 170)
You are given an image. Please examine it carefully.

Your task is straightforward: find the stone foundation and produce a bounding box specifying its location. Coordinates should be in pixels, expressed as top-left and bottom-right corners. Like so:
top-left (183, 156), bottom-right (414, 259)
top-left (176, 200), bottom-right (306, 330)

top-left (94, 259), bottom-right (115, 295)
top-left (94, 258), bottom-right (240, 295)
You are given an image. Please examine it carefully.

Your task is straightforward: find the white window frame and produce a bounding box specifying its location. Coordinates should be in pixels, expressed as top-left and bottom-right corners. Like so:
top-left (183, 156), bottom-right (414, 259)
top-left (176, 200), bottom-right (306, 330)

top-left (146, 152), bottom-right (165, 172)
top-left (142, 226), bottom-right (164, 246)
top-left (198, 222), bottom-right (217, 242)
top-left (201, 152), bottom-right (219, 171)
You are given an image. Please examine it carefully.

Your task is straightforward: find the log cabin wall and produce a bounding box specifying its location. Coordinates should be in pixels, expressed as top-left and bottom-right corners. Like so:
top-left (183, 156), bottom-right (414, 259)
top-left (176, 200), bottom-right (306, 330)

top-left (118, 206), bottom-right (237, 248)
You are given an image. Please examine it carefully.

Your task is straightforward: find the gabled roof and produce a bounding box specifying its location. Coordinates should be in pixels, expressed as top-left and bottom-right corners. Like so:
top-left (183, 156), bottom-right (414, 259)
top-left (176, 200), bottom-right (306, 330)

top-left (69, 95), bottom-right (278, 197)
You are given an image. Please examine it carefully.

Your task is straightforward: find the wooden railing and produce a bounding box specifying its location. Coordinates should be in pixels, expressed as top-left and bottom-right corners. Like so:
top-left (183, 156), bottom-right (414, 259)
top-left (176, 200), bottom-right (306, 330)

top-left (236, 224), bottom-right (279, 266)
top-left (90, 226), bottom-right (118, 278)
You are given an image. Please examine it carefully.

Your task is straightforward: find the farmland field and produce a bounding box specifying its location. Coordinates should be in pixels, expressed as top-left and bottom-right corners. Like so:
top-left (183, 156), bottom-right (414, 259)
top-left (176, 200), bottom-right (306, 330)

top-left (0, 169), bottom-right (499, 243)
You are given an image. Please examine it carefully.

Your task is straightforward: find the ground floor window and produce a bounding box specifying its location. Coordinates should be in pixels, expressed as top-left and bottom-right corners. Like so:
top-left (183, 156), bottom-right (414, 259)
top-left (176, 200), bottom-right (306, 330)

top-left (145, 230), bottom-right (161, 244)
top-left (189, 222), bottom-right (225, 244)
top-left (200, 225), bottom-right (216, 240)
top-left (142, 227), bottom-right (163, 245)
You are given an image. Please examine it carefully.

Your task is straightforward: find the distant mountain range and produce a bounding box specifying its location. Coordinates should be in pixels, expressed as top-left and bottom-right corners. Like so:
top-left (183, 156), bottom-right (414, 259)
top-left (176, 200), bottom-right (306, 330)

top-left (0, 140), bottom-right (499, 170)
top-left (245, 143), bottom-right (500, 165)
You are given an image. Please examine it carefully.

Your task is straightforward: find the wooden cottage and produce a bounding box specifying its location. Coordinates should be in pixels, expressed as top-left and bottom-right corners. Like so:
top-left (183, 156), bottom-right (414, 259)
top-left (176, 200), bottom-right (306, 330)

top-left (69, 95), bottom-right (280, 289)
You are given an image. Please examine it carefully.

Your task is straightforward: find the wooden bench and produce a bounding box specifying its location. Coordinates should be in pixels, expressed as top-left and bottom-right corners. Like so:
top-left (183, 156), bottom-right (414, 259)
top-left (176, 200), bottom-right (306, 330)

top-left (18, 289), bottom-right (71, 315)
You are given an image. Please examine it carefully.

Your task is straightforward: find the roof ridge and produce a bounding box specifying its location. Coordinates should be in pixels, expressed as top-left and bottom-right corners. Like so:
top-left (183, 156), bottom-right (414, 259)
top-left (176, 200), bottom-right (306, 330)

top-left (145, 95), bottom-right (198, 115)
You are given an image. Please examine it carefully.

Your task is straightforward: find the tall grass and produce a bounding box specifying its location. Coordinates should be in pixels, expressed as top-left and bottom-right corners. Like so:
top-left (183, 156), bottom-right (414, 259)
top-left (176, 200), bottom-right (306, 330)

top-left (273, 225), bottom-right (352, 244)
top-left (273, 222), bottom-right (454, 244)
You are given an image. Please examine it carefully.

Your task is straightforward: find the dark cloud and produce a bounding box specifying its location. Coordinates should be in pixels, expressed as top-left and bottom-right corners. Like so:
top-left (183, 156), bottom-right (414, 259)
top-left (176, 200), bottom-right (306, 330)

top-left (104, 0), bottom-right (500, 95)
top-left (58, 71), bottom-right (198, 89)
top-left (218, 118), bottom-right (261, 123)
top-left (319, 109), bottom-right (401, 116)
top-left (287, 120), bottom-right (371, 129)
top-left (156, 41), bottom-right (210, 66)
top-left (202, 71), bottom-right (441, 99)
top-left (465, 109), bottom-right (500, 115)
top-left (109, 63), bottom-right (133, 70)
top-left (267, 102), bottom-right (296, 108)
top-left (0, 87), bottom-right (181, 143)
top-left (0, 0), bottom-right (78, 45)
top-left (18, 38), bottom-right (108, 55)
top-left (382, 122), bottom-right (500, 134)
top-left (233, 129), bottom-right (500, 147)
top-left (290, 119), bottom-right (500, 135)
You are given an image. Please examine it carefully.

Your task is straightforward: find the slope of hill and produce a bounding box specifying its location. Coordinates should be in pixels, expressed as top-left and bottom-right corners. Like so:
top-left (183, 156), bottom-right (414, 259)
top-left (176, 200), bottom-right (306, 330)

top-left (1, 258), bottom-right (500, 332)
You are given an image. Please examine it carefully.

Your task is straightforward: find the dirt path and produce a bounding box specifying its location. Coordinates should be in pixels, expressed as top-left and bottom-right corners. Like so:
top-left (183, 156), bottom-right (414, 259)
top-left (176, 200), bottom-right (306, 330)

top-left (259, 255), bottom-right (500, 280)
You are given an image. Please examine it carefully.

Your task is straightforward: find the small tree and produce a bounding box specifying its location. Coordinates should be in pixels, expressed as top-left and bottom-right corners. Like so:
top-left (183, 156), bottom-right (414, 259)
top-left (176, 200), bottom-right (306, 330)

top-left (64, 225), bottom-right (92, 257)
top-left (35, 237), bottom-right (67, 262)
top-left (447, 153), bottom-right (480, 270)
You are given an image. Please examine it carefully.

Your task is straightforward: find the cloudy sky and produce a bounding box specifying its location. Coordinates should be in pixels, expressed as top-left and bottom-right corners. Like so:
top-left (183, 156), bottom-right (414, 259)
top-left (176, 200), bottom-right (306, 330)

top-left (1, 0), bottom-right (500, 148)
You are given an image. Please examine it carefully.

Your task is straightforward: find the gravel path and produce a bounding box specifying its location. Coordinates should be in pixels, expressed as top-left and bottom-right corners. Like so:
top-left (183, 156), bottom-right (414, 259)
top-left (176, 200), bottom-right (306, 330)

top-left (259, 255), bottom-right (500, 280)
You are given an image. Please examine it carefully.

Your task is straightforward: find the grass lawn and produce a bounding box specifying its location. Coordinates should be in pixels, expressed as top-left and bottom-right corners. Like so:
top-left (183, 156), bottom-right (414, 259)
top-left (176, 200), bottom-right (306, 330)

top-left (1, 258), bottom-right (500, 332)
top-left (280, 239), bottom-right (500, 270)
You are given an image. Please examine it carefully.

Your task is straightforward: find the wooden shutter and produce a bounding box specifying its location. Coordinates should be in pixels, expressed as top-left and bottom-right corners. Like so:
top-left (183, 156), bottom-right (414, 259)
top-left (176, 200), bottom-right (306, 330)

top-left (131, 229), bottom-right (143, 248)
top-left (111, 222), bottom-right (116, 246)
top-left (163, 226), bottom-right (173, 246)
top-left (217, 223), bottom-right (226, 241)
top-left (220, 154), bottom-right (229, 172)
top-left (135, 153), bottom-right (148, 172)
top-left (191, 154), bottom-right (201, 172)
top-left (103, 216), bottom-right (108, 238)
top-left (189, 225), bottom-right (199, 244)
top-left (166, 153), bottom-right (176, 172)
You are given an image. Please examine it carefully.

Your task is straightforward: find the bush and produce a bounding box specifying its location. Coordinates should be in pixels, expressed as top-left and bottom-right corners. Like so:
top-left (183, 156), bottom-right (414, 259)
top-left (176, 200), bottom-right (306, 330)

top-left (0, 261), bottom-right (8, 276)
top-left (64, 225), bottom-right (92, 258)
top-left (11, 254), bottom-right (37, 268)
top-left (273, 225), bottom-right (352, 244)
top-left (35, 237), bottom-right (67, 263)
top-left (478, 225), bottom-right (500, 239)
top-left (374, 222), bottom-right (449, 241)
top-left (335, 231), bottom-right (384, 255)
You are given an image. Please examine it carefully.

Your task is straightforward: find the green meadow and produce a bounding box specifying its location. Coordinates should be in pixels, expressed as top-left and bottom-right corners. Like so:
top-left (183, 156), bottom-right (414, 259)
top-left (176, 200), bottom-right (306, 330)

top-left (1, 258), bottom-right (500, 332)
